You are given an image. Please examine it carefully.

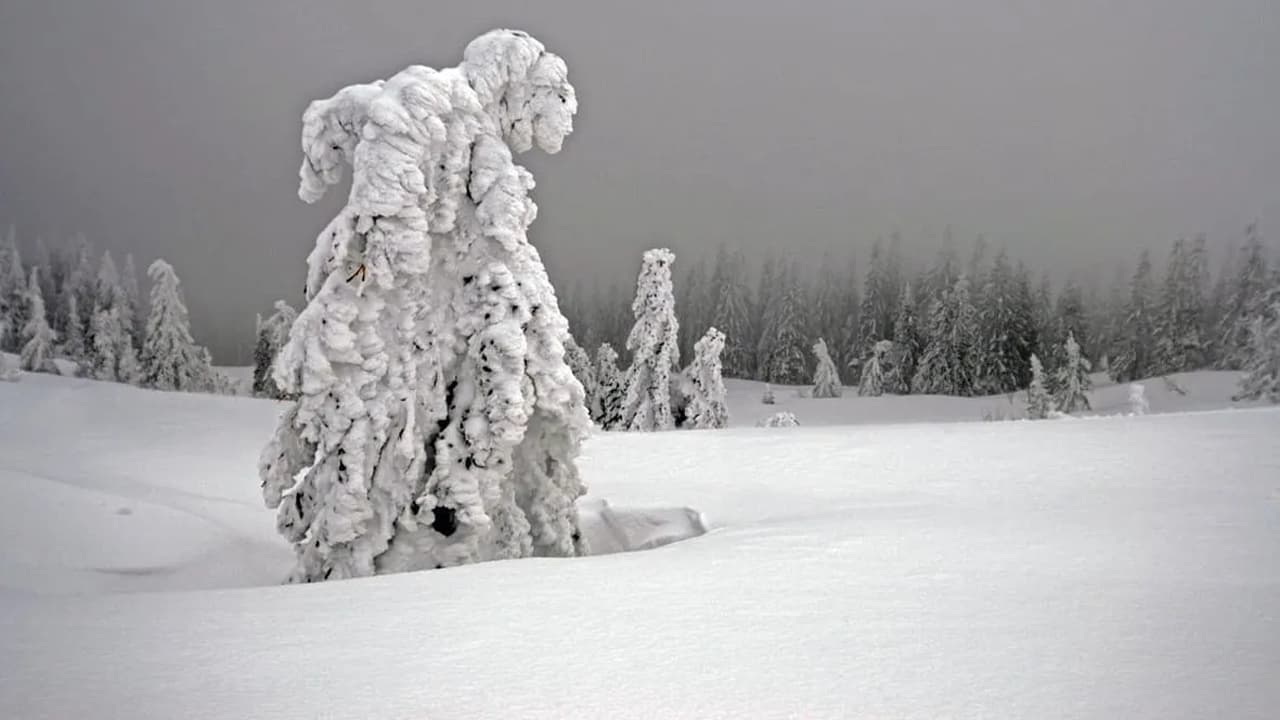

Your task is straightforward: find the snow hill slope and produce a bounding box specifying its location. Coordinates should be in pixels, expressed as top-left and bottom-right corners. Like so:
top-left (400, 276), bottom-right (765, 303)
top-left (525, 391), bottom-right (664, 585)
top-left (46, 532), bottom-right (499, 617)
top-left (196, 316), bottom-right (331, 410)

top-left (2, 373), bottom-right (1279, 719)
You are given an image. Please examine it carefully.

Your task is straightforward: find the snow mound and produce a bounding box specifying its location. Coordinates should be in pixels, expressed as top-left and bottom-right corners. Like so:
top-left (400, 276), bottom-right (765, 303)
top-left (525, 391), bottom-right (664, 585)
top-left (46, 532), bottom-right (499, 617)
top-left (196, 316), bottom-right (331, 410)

top-left (577, 499), bottom-right (707, 554)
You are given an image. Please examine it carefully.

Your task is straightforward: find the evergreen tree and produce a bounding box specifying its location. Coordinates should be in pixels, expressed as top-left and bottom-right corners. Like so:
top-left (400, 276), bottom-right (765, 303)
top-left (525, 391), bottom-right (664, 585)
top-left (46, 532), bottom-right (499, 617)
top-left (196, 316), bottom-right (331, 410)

top-left (976, 249), bottom-right (1033, 393)
top-left (682, 326), bottom-right (728, 429)
top-left (1052, 279), bottom-right (1089, 368)
top-left (812, 252), bottom-right (848, 373)
top-left (622, 248), bottom-right (680, 431)
top-left (1218, 224), bottom-right (1270, 369)
top-left (56, 236), bottom-right (96, 347)
top-left (251, 300), bottom-right (298, 399)
top-left (838, 253), bottom-right (862, 383)
top-left (122, 253), bottom-right (142, 350)
top-left (811, 337), bottom-right (842, 398)
top-left (757, 262), bottom-right (809, 384)
top-left (1025, 354), bottom-right (1053, 419)
top-left (1053, 332), bottom-right (1092, 413)
top-left (140, 260), bottom-right (215, 391)
top-left (709, 245), bottom-right (752, 378)
top-left (1153, 237), bottom-right (1209, 373)
top-left (859, 339), bottom-right (891, 397)
top-left (564, 335), bottom-right (598, 422)
top-left (19, 268), bottom-right (57, 373)
top-left (859, 238), bottom-right (897, 353)
top-left (594, 343), bottom-right (625, 430)
top-left (889, 281), bottom-right (920, 394)
top-left (1111, 250), bottom-right (1156, 382)
top-left (89, 307), bottom-right (139, 383)
top-left (0, 225), bottom-right (27, 352)
top-left (1233, 277), bottom-right (1280, 403)
top-left (260, 31), bottom-right (590, 581)
top-left (912, 275), bottom-right (980, 395)
top-left (59, 293), bottom-right (86, 363)
top-left (676, 256), bottom-right (709, 362)
top-left (753, 251), bottom-right (779, 377)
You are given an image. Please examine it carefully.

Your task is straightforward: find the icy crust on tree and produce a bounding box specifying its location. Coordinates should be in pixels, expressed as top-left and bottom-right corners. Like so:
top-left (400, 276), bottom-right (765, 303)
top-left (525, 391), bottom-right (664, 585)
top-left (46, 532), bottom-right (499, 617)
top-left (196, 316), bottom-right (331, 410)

top-left (811, 338), bottom-right (842, 398)
top-left (682, 327), bottom-right (728, 429)
top-left (622, 248), bottom-right (680, 431)
top-left (593, 343), bottom-right (625, 429)
top-left (261, 30), bottom-right (590, 582)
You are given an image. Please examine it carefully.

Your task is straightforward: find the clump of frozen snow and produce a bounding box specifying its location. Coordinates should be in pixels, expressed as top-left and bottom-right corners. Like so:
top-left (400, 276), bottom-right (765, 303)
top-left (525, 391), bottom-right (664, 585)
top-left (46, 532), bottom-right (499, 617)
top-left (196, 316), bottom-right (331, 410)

top-left (756, 410), bottom-right (799, 428)
top-left (1128, 383), bottom-right (1149, 415)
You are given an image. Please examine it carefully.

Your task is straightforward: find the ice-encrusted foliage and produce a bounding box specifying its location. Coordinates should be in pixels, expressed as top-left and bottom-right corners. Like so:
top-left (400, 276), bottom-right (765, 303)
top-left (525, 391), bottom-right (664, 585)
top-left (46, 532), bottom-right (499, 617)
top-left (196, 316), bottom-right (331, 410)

top-left (19, 269), bottom-right (57, 373)
top-left (1233, 284), bottom-right (1280, 403)
top-left (1025, 354), bottom-right (1053, 420)
top-left (140, 260), bottom-right (214, 392)
top-left (682, 326), bottom-right (728, 429)
top-left (252, 300), bottom-right (298, 399)
top-left (593, 343), bottom-right (625, 430)
top-left (1053, 332), bottom-right (1092, 413)
top-left (260, 30), bottom-right (589, 582)
top-left (622, 248), bottom-right (680, 431)
top-left (811, 338), bottom-right (842, 398)
top-left (564, 335), bottom-right (598, 421)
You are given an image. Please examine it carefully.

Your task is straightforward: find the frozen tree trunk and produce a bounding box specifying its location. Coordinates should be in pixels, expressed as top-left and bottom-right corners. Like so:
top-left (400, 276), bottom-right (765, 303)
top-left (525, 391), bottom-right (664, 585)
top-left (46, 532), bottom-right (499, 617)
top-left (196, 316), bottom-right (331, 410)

top-left (621, 248), bottom-right (680, 431)
top-left (682, 326), bottom-right (728, 429)
top-left (19, 268), bottom-right (57, 373)
top-left (1025, 353), bottom-right (1054, 419)
top-left (811, 337), bottom-right (842, 398)
top-left (260, 30), bottom-right (590, 582)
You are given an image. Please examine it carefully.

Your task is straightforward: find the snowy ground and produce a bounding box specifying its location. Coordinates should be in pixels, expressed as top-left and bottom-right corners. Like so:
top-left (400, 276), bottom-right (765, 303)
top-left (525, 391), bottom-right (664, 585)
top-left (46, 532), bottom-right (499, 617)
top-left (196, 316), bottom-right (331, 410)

top-left (2, 371), bottom-right (1278, 718)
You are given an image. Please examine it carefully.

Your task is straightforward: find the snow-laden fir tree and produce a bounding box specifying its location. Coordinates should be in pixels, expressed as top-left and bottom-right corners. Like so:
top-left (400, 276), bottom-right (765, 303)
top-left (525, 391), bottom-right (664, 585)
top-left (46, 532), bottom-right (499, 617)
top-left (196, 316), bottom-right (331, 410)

top-left (1232, 279), bottom-right (1280, 403)
top-left (912, 275), bottom-right (980, 396)
top-left (59, 293), bottom-right (86, 363)
top-left (1128, 383), bottom-right (1149, 415)
top-left (859, 238), bottom-right (900, 357)
top-left (811, 337), bottom-right (842, 398)
top-left (1053, 332), bottom-right (1092, 413)
top-left (252, 300), bottom-right (298, 399)
top-left (709, 245), bottom-right (752, 378)
top-left (1153, 237), bottom-right (1209, 374)
top-left (1025, 353), bottom-right (1053, 419)
top-left (676, 257), bottom-right (710, 362)
top-left (976, 249), bottom-right (1034, 394)
top-left (681, 326), bottom-right (728, 429)
top-left (0, 322), bottom-right (18, 381)
top-left (1110, 250), bottom-right (1156, 382)
top-left (563, 335), bottom-right (599, 422)
top-left (19, 268), bottom-right (57, 373)
top-left (621, 248), bottom-right (680, 431)
top-left (122, 254), bottom-right (142, 349)
top-left (89, 307), bottom-right (139, 383)
top-left (140, 260), bottom-right (215, 391)
top-left (259, 30), bottom-right (590, 581)
top-left (859, 339), bottom-right (891, 397)
top-left (593, 342), bottom-right (625, 429)
top-left (0, 226), bottom-right (27, 353)
top-left (1217, 225), bottom-right (1270, 369)
top-left (889, 282), bottom-right (920, 393)
top-left (757, 263), bottom-right (809, 385)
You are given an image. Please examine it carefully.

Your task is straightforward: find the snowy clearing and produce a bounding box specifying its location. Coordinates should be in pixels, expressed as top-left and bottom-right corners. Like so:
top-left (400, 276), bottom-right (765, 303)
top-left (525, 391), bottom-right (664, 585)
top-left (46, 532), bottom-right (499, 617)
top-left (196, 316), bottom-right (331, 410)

top-left (2, 372), bottom-right (1279, 718)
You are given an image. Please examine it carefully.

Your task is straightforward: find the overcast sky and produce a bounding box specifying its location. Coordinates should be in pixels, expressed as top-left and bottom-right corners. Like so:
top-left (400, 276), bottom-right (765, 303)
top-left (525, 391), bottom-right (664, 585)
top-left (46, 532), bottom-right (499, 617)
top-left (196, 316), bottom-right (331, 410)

top-left (1, 0), bottom-right (1276, 361)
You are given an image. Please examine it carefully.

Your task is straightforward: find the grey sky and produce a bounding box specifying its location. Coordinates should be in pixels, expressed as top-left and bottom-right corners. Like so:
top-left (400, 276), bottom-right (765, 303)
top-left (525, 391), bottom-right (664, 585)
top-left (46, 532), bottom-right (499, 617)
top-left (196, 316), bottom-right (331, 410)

top-left (1, 0), bottom-right (1276, 361)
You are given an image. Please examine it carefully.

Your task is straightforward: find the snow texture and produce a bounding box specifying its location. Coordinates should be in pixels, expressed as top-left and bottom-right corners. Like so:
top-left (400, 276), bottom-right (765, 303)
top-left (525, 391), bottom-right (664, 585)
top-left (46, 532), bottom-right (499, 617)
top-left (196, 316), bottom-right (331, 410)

top-left (264, 29), bottom-right (589, 581)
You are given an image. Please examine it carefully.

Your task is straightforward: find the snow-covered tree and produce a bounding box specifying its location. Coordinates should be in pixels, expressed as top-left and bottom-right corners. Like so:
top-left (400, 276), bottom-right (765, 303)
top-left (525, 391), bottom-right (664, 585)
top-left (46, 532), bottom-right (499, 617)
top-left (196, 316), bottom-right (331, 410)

top-left (709, 245), bottom-right (752, 378)
top-left (1128, 383), bottom-right (1149, 415)
top-left (140, 260), bottom-right (215, 391)
top-left (1233, 282), bottom-right (1280, 403)
top-left (252, 300), bottom-right (298, 399)
top-left (681, 326), bottom-right (728, 429)
top-left (1218, 225), bottom-right (1270, 369)
top-left (259, 30), bottom-right (590, 582)
top-left (811, 337), bottom-right (842, 398)
top-left (0, 324), bottom-right (19, 381)
top-left (976, 249), bottom-right (1034, 394)
top-left (1053, 332), bottom-right (1092, 413)
top-left (912, 276), bottom-right (980, 396)
top-left (594, 343), bottom-right (625, 429)
top-left (56, 236), bottom-right (96, 347)
top-left (756, 411), bottom-right (799, 428)
top-left (889, 281), bottom-right (920, 393)
top-left (1025, 353), bottom-right (1053, 419)
top-left (1111, 250), bottom-right (1156, 382)
top-left (757, 263), bottom-right (809, 384)
top-left (859, 339), bottom-right (891, 397)
top-left (564, 335), bottom-right (598, 422)
top-left (59, 293), bottom-right (86, 363)
top-left (0, 226), bottom-right (27, 353)
top-left (89, 307), bottom-right (139, 383)
top-left (676, 256), bottom-right (710, 362)
top-left (122, 253), bottom-right (142, 349)
top-left (1153, 237), bottom-right (1209, 374)
top-left (622, 248), bottom-right (680, 431)
top-left (859, 238), bottom-right (899, 355)
top-left (19, 268), bottom-right (57, 373)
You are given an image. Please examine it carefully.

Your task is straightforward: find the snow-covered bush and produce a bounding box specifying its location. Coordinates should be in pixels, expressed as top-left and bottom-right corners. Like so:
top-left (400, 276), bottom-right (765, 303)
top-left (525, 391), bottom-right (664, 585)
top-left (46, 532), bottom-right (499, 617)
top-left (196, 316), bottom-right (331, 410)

top-left (682, 326), bottom-right (728, 429)
top-left (621, 248), bottom-right (680, 431)
top-left (811, 337), bottom-right (842, 398)
top-left (762, 384), bottom-right (776, 405)
top-left (1025, 353), bottom-right (1053, 420)
top-left (140, 260), bottom-right (215, 392)
top-left (859, 339), bottom-right (892, 397)
top-left (1128, 383), bottom-right (1149, 415)
top-left (19, 269), bottom-right (57, 373)
top-left (756, 411), bottom-right (799, 428)
top-left (252, 300), bottom-right (298, 399)
top-left (594, 343), bottom-right (625, 429)
top-left (1053, 332), bottom-right (1092, 413)
top-left (260, 30), bottom-right (589, 582)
